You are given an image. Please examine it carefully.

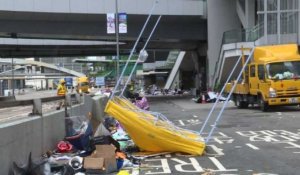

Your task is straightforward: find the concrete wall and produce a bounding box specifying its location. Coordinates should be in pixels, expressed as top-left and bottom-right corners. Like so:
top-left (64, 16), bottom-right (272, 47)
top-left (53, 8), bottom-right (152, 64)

top-left (0, 94), bottom-right (108, 174)
top-left (0, 113), bottom-right (65, 174)
top-left (0, 0), bottom-right (205, 16)
top-left (299, 1), bottom-right (300, 44)
top-left (207, 0), bottom-right (241, 87)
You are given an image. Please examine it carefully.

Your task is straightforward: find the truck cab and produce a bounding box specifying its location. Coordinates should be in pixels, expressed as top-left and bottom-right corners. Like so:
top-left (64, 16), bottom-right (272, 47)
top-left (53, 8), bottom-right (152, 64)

top-left (76, 77), bottom-right (90, 94)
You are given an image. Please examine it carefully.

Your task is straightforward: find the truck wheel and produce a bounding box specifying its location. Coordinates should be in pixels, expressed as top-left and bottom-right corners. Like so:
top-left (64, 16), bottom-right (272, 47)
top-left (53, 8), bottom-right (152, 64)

top-left (233, 95), bottom-right (238, 107)
top-left (236, 95), bottom-right (244, 109)
top-left (259, 96), bottom-right (268, 112)
top-left (242, 102), bottom-right (249, 108)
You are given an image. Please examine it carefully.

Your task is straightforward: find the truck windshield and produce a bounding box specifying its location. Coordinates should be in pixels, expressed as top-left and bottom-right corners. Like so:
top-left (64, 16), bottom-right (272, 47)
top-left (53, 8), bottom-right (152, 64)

top-left (80, 82), bottom-right (89, 86)
top-left (266, 61), bottom-right (300, 80)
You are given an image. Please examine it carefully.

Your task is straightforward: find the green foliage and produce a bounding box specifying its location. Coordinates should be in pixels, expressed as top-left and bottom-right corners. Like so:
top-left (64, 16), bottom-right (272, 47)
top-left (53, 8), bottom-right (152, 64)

top-left (214, 82), bottom-right (222, 92)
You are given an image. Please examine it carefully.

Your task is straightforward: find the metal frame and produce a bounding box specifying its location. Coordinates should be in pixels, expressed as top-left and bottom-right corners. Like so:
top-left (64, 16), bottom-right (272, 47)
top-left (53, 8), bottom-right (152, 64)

top-left (110, 0), bottom-right (159, 99)
top-left (204, 49), bottom-right (254, 143)
top-left (121, 16), bottom-right (162, 95)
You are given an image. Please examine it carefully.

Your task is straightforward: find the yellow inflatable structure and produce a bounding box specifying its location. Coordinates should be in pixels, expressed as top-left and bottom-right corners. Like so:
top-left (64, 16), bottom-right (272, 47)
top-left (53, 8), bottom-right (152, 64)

top-left (105, 97), bottom-right (206, 155)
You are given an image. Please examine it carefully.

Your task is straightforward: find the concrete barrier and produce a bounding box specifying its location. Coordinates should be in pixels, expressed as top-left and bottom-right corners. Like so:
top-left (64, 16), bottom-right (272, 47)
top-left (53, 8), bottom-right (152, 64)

top-left (0, 94), bottom-right (108, 174)
top-left (92, 95), bottom-right (108, 122)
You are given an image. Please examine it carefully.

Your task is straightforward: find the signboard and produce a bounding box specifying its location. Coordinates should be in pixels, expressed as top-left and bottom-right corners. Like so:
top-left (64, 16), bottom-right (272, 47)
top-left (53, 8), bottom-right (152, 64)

top-left (107, 13), bottom-right (116, 34)
top-left (107, 13), bottom-right (127, 34)
top-left (95, 77), bottom-right (105, 86)
top-left (64, 77), bottom-right (73, 87)
top-left (118, 13), bottom-right (127, 34)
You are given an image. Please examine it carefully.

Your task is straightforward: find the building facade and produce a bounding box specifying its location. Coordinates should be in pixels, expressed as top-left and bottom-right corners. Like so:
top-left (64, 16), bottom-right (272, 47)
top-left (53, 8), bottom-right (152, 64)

top-left (208, 0), bottom-right (300, 88)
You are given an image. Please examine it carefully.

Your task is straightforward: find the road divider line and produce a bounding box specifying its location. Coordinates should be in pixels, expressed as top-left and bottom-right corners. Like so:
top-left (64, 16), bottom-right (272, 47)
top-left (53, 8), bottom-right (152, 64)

top-left (246, 143), bottom-right (260, 150)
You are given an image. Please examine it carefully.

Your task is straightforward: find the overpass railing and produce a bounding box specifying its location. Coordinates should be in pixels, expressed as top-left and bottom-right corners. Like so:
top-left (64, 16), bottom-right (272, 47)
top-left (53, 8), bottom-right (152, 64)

top-left (0, 93), bottom-right (81, 116)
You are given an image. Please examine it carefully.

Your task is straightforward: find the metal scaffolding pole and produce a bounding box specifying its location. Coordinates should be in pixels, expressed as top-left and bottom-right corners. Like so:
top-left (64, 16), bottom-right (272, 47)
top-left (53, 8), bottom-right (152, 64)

top-left (115, 0), bottom-right (120, 83)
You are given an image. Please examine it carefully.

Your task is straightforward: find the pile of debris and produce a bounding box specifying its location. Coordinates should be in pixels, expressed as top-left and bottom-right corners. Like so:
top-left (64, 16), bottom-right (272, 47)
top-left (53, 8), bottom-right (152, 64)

top-left (9, 114), bottom-right (148, 175)
top-left (192, 91), bottom-right (226, 104)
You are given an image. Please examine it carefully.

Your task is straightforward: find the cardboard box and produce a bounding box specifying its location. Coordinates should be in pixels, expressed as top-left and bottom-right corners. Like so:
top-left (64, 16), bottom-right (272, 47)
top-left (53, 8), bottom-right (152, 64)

top-left (84, 145), bottom-right (117, 174)
top-left (83, 157), bottom-right (104, 170)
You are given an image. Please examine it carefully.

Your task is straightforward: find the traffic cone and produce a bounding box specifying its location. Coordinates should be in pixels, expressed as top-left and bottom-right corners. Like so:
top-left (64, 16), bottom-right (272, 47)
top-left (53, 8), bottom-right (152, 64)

top-left (201, 94), bottom-right (206, 104)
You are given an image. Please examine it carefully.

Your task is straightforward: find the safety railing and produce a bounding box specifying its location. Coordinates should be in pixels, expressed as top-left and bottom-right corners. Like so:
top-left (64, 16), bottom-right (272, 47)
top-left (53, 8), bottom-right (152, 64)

top-left (0, 93), bottom-right (81, 115)
top-left (213, 23), bottom-right (263, 89)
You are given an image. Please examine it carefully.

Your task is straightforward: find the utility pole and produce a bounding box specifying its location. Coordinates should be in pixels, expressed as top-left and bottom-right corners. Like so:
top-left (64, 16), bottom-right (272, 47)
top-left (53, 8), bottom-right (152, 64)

top-left (115, 0), bottom-right (120, 83)
top-left (11, 58), bottom-right (15, 96)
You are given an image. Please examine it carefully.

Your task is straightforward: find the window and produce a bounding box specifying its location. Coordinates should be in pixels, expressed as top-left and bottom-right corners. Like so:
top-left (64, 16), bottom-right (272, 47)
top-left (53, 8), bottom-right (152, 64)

top-left (267, 0), bottom-right (277, 11)
top-left (280, 0), bottom-right (298, 10)
top-left (267, 13), bottom-right (277, 34)
top-left (280, 12), bottom-right (298, 34)
top-left (258, 65), bottom-right (265, 80)
top-left (250, 65), bottom-right (256, 77)
top-left (257, 0), bottom-right (265, 11)
top-left (266, 61), bottom-right (300, 79)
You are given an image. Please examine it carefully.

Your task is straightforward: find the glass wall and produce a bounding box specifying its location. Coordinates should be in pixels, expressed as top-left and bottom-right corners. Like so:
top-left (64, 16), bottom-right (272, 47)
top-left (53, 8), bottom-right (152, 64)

top-left (267, 13), bottom-right (277, 34)
top-left (280, 12), bottom-right (298, 34)
top-left (267, 0), bottom-right (277, 11)
top-left (280, 0), bottom-right (298, 10)
top-left (256, 0), bottom-right (299, 44)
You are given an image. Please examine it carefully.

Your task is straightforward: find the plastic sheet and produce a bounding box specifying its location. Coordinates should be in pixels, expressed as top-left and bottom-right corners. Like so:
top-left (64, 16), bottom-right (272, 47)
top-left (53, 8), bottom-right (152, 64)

top-left (105, 97), bottom-right (205, 155)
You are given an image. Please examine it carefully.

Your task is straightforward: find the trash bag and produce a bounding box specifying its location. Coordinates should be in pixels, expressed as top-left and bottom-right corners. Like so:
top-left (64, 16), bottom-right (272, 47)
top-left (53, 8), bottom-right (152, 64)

top-left (9, 152), bottom-right (51, 175)
top-left (94, 123), bottom-right (111, 137)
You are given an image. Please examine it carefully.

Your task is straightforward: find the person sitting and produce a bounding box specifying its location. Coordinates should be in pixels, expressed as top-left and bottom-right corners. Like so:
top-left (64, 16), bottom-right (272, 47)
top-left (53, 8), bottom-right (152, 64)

top-left (133, 92), bottom-right (150, 110)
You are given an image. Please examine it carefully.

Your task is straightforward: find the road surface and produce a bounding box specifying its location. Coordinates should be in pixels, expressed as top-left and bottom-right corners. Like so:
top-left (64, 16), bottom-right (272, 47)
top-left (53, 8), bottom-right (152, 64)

top-left (130, 97), bottom-right (300, 175)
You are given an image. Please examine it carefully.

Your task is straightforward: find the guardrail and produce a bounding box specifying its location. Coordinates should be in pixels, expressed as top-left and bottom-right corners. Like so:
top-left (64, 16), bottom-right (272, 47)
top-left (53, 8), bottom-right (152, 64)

top-left (0, 93), bottom-right (82, 115)
top-left (0, 96), bottom-right (16, 102)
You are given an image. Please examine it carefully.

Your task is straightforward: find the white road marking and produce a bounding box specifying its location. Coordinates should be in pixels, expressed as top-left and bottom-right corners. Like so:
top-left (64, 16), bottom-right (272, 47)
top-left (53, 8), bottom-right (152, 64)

top-left (207, 145), bottom-right (225, 156)
top-left (214, 137), bottom-right (224, 144)
top-left (284, 142), bottom-right (300, 148)
top-left (293, 152), bottom-right (300, 154)
top-left (172, 158), bottom-right (204, 172)
top-left (218, 132), bottom-right (227, 137)
top-left (264, 130), bottom-right (277, 135)
top-left (246, 143), bottom-right (260, 150)
top-left (209, 157), bottom-right (226, 171)
top-left (208, 157), bottom-right (238, 172)
top-left (145, 159), bottom-right (171, 174)
top-left (235, 146), bottom-right (242, 148)
top-left (193, 115), bottom-right (198, 118)
top-left (178, 120), bottom-right (185, 126)
top-left (260, 131), bottom-right (274, 136)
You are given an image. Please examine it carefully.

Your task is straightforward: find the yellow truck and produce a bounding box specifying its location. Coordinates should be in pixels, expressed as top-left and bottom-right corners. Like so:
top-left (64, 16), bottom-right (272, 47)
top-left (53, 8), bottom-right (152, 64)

top-left (225, 44), bottom-right (300, 111)
top-left (76, 77), bottom-right (90, 94)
